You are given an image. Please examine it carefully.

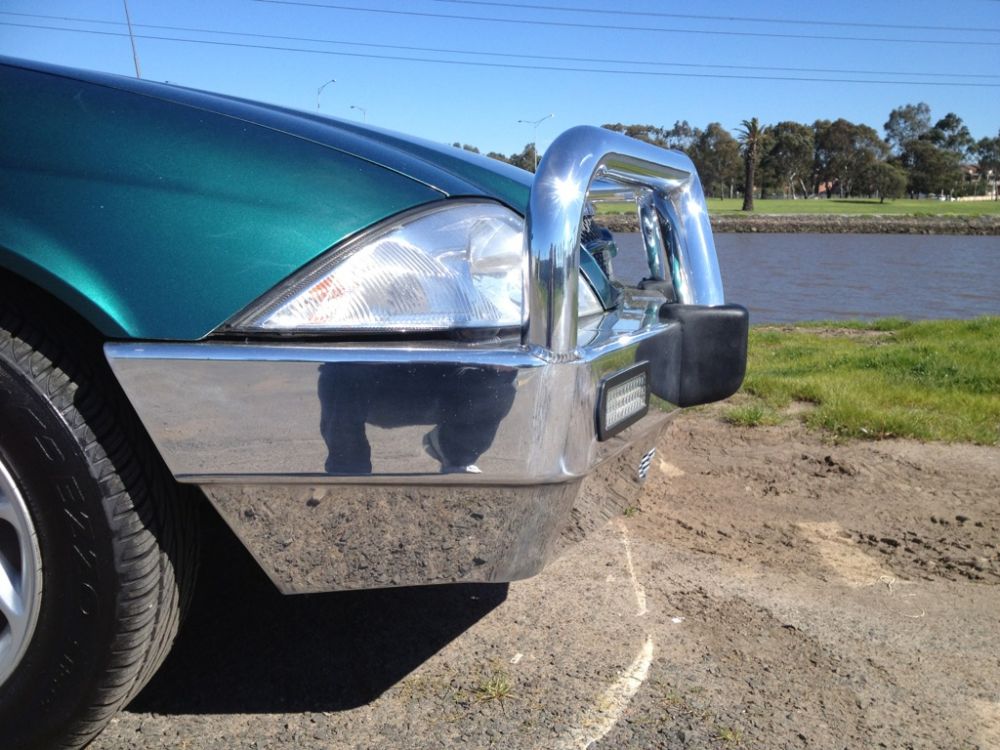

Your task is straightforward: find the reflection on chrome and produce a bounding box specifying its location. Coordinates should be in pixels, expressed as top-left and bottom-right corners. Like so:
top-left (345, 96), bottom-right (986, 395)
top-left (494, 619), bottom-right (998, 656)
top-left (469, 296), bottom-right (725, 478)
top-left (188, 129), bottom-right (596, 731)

top-left (553, 175), bottom-right (584, 208)
top-left (684, 194), bottom-right (704, 217)
top-left (317, 363), bottom-right (517, 475)
top-left (201, 430), bottom-right (662, 594)
top-left (637, 189), bottom-right (669, 283)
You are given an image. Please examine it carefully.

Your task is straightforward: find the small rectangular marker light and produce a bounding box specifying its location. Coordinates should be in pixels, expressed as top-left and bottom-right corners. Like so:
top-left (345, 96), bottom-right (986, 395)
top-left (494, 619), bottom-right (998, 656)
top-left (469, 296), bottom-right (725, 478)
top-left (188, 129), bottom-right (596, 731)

top-left (597, 362), bottom-right (650, 440)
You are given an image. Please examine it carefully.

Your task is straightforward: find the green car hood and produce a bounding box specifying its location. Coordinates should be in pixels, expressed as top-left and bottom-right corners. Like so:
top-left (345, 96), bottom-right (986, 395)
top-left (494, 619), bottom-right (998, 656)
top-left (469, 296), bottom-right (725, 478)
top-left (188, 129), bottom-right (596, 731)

top-left (0, 57), bottom-right (532, 340)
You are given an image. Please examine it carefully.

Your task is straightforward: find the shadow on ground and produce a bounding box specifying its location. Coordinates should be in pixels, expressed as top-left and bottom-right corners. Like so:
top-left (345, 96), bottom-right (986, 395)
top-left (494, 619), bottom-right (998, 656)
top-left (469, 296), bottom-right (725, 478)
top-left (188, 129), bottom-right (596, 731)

top-left (128, 509), bottom-right (508, 715)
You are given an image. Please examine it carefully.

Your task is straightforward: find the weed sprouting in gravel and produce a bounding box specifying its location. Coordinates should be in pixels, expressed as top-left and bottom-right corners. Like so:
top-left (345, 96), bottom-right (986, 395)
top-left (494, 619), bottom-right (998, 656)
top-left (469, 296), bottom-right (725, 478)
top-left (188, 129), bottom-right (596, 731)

top-left (716, 725), bottom-right (745, 744)
top-left (474, 668), bottom-right (514, 710)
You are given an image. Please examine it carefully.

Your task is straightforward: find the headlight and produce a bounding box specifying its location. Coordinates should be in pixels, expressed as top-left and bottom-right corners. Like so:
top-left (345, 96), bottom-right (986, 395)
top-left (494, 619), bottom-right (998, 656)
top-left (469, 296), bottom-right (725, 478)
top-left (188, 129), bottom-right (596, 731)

top-left (236, 202), bottom-right (526, 333)
top-left (230, 200), bottom-right (607, 334)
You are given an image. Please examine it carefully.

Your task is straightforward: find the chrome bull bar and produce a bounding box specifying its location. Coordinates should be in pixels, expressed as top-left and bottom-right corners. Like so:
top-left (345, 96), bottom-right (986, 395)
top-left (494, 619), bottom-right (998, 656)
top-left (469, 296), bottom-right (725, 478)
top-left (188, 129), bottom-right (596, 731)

top-left (525, 125), bottom-right (725, 355)
top-left (103, 127), bottom-right (743, 593)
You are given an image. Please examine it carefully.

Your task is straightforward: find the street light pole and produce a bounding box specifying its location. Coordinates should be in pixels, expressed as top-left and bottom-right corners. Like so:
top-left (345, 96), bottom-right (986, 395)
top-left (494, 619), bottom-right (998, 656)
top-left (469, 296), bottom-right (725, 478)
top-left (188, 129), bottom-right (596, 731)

top-left (350, 105), bottom-right (367, 122)
top-left (517, 113), bottom-right (554, 171)
top-left (122, 0), bottom-right (142, 79)
top-left (316, 78), bottom-right (336, 111)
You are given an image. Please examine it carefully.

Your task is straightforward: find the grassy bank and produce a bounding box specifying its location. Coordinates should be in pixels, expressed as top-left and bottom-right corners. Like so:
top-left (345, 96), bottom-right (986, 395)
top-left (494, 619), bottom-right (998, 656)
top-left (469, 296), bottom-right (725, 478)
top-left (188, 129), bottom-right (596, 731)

top-left (597, 198), bottom-right (1000, 217)
top-left (724, 318), bottom-right (1000, 445)
top-left (594, 200), bottom-right (1000, 233)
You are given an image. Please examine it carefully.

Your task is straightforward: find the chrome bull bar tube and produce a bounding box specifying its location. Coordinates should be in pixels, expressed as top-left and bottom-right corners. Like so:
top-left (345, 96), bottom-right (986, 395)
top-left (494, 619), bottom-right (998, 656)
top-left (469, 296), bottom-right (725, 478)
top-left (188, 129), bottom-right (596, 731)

top-left (525, 125), bottom-right (725, 355)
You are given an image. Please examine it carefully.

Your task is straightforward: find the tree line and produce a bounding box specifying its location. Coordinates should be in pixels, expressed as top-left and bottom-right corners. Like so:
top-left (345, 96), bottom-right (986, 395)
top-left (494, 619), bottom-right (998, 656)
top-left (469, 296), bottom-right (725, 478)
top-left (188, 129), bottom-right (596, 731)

top-left (471, 104), bottom-right (1000, 205)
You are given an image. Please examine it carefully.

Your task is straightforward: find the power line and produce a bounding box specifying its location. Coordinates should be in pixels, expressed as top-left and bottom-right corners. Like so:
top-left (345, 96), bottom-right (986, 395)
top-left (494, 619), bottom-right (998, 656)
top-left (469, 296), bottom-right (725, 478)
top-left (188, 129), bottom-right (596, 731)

top-left (6, 21), bottom-right (1000, 88)
top-left (431, 0), bottom-right (1000, 34)
top-left (252, 0), bottom-right (1000, 47)
top-left (4, 11), bottom-right (997, 81)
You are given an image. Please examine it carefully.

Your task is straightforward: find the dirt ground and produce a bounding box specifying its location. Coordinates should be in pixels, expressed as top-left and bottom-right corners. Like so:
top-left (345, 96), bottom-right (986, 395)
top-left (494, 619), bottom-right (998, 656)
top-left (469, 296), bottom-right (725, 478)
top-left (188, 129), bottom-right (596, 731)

top-left (90, 411), bottom-right (1000, 750)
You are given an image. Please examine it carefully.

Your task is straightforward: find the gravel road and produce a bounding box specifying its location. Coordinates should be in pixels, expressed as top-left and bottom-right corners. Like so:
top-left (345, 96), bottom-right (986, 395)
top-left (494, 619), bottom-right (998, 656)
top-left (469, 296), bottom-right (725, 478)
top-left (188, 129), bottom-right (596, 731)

top-left (90, 411), bottom-right (1000, 750)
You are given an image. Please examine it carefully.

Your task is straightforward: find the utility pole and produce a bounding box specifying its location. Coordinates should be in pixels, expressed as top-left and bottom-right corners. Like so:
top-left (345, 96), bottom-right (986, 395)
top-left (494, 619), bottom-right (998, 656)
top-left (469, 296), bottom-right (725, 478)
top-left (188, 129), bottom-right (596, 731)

top-left (350, 105), bottom-right (367, 122)
top-left (316, 78), bottom-right (336, 110)
top-left (122, 0), bottom-right (141, 79)
top-left (517, 113), bottom-right (553, 171)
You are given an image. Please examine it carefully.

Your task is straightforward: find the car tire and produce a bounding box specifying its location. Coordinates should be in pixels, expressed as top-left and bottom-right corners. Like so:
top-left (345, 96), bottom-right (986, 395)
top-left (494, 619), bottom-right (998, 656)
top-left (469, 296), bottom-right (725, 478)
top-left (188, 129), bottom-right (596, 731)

top-left (0, 294), bottom-right (199, 750)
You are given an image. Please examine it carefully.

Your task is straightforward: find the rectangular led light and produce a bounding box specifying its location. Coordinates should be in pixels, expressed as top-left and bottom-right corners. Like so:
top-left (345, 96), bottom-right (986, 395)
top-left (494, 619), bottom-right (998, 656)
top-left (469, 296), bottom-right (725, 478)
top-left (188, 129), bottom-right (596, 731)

top-left (597, 362), bottom-right (650, 440)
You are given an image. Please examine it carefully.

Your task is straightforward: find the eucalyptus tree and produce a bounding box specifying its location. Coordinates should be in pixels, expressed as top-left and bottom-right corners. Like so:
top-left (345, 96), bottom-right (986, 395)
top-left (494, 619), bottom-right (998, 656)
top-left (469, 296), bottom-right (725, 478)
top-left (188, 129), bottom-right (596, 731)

top-left (663, 120), bottom-right (697, 151)
top-left (862, 161), bottom-right (908, 203)
top-left (601, 121), bottom-right (698, 152)
top-left (884, 103), bottom-right (931, 155)
top-left (975, 133), bottom-right (1000, 198)
top-left (928, 113), bottom-right (974, 158)
top-left (760, 121), bottom-right (814, 198)
top-left (508, 143), bottom-right (538, 173)
top-left (687, 123), bottom-right (742, 199)
top-left (906, 139), bottom-right (963, 196)
top-left (814, 119), bottom-right (887, 197)
top-left (600, 123), bottom-right (669, 147)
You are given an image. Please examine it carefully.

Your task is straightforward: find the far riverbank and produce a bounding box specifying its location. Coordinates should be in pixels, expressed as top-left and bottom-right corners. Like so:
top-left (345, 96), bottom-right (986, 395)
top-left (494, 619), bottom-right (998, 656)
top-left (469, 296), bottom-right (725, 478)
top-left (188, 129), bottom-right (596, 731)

top-left (595, 213), bottom-right (1000, 235)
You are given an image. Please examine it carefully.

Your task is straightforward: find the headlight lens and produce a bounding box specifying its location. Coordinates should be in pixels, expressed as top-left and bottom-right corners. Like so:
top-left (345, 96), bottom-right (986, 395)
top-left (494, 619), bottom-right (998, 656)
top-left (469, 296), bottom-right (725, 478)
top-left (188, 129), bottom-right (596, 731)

top-left (243, 202), bottom-right (526, 332)
top-left (578, 274), bottom-right (604, 318)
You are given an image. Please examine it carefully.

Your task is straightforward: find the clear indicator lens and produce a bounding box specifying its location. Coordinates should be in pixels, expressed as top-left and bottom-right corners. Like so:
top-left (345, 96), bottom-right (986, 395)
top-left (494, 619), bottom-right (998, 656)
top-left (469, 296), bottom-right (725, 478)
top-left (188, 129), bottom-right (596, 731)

top-left (578, 276), bottom-right (604, 318)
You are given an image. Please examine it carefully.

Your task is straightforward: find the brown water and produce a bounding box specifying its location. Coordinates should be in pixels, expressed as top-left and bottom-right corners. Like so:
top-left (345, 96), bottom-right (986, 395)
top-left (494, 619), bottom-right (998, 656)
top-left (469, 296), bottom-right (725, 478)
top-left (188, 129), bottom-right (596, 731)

top-left (612, 232), bottom-right (1000, 323)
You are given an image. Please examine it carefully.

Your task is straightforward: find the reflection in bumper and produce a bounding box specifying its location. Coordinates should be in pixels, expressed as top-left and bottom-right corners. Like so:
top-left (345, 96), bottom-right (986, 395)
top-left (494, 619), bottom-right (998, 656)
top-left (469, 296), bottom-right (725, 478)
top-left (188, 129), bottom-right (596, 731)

top-left (199, 422), bottom-right (666, 594)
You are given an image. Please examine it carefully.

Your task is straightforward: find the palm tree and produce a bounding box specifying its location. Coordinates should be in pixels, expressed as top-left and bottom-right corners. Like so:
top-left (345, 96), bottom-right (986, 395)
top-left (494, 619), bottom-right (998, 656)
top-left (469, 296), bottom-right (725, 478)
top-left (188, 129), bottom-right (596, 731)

top-left (737, 118), bottom-right (763, 211)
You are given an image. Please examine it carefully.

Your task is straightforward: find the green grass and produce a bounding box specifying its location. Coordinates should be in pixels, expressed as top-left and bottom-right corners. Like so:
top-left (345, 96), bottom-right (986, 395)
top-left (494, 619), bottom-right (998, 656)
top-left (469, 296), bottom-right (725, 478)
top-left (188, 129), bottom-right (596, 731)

top-left (735, 318), bottom-right (1000, 445)
top-left (722, 403), bottom-right (783, 428)
top-left (596, 198), bottom-right (1000, 217)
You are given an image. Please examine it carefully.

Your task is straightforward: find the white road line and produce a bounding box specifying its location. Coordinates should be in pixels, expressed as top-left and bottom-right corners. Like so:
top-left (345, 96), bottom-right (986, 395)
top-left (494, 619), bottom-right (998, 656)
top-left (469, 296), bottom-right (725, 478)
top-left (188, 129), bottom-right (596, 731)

top-left (552, 521), bottom-right (656, 749)
top-left (616, 519), bottom-right (647, 617)
top-left (554, 636), bottom-right (655, 750)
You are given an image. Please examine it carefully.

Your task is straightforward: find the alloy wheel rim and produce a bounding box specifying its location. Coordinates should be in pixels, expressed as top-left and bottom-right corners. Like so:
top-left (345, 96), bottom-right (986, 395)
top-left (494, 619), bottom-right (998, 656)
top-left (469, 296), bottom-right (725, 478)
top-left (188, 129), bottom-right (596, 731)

top-left (0, 456), bottom-right (43, 688)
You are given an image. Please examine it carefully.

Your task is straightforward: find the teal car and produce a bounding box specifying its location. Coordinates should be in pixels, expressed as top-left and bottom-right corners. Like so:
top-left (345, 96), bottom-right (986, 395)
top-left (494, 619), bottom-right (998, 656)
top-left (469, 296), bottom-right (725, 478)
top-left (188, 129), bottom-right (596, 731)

top-left (0, 56), bottom-right (746, 749)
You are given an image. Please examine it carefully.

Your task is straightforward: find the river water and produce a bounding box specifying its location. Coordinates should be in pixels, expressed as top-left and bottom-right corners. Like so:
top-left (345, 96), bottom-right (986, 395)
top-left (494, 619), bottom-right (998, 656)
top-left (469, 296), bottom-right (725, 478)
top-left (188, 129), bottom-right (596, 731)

top-left (611, 232), bottom-right (1000, 323)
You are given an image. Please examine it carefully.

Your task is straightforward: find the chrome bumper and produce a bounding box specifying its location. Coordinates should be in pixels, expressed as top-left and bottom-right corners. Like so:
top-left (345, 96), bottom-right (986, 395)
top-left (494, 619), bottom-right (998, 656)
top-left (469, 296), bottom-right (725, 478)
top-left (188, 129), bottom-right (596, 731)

top-left (106, 127), bottom-right (730, 594)
top-left (105, 306), bottom-right (676, 593)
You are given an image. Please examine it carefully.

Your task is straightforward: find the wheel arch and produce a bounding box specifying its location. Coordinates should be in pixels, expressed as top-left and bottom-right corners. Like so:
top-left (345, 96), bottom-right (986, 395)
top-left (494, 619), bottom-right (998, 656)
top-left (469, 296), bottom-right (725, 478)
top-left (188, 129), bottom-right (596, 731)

top-left (0, 266), bottom-right (169, 475)
top-left (0, 243), bottom-right (132, 339)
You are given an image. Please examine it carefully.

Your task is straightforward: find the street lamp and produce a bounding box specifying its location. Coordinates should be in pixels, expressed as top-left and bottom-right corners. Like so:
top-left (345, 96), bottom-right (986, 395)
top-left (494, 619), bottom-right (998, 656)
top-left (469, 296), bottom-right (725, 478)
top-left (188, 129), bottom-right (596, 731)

top-left (316, 78), bottom-right (336, 111)
top-left (517, 113), bottom-right (554, 171)
top-left (350, 104), bottom-right (367, 122)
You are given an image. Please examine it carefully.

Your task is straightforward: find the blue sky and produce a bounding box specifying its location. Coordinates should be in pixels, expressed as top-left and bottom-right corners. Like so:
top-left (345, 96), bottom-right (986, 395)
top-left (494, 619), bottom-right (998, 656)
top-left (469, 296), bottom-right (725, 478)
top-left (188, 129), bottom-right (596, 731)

top-left (2, 0), bottom-right (998, 156)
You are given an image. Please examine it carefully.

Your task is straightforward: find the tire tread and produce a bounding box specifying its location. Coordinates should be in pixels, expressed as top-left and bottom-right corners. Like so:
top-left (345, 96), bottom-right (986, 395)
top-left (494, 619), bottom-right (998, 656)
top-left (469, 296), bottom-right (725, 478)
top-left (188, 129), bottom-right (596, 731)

top-left (0, 295), bottom-right (198, 750)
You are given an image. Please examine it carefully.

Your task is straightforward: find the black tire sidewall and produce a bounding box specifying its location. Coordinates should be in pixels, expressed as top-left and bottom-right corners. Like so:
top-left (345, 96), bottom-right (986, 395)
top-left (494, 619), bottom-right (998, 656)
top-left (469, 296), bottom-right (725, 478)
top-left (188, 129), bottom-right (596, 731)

top-left (0, 358), bottom-right (120, 749)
